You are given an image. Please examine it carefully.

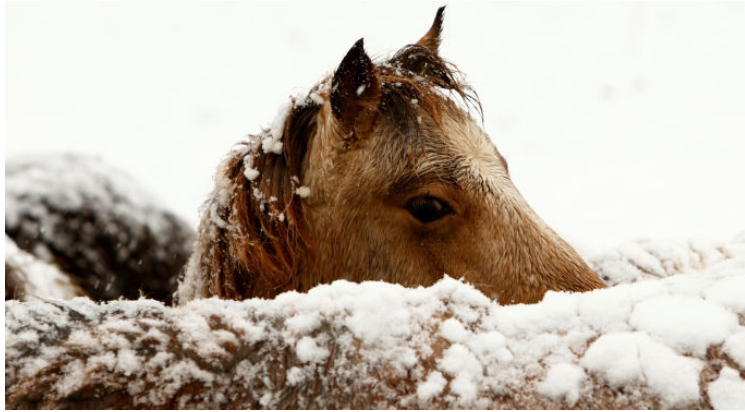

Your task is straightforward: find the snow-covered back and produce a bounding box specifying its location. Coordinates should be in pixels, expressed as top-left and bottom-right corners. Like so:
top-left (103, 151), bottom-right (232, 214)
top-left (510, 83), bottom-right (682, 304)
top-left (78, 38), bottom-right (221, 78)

top-left (5, 154), bottom-right (194, 302)
top-left (5, 237), bottom-right (745, 409)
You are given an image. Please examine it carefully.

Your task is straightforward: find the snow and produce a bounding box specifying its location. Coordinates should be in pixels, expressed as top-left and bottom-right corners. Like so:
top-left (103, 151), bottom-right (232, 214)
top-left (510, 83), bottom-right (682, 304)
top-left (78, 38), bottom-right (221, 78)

top-left (703, 272), bottom-right (745, 312)
top-left (243, 167), bottom-right (259, 181)
top-left (295, 336), bottom-right (330, 364)
top-left (439, 318), bottom-right (469, 343)
top-left (261, 99), bottom-right (292, 155)
top-left (581, 331), bottom-right (703, 408)
top-left (629, 295), bottom-right (739, 356)
top-left (536, 363), bottom-right (586, 406)
top-left (7, 236), bottom-right (744, 408)
top-left (708, 367), bottom-right (745, 409)
top-left (417, 372), bottom-right (447, 401)
top-left (295, 186), bottom-right (311, 198)
top-left (723, 332), bottom-right (745, 368)
top-left (242, 154), bottom-right (260, 181)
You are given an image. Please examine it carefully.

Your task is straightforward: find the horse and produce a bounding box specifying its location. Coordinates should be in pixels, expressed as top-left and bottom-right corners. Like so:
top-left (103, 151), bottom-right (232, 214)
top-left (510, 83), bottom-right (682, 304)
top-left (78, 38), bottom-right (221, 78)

top-left (177, 7), bottom-right (605, 305)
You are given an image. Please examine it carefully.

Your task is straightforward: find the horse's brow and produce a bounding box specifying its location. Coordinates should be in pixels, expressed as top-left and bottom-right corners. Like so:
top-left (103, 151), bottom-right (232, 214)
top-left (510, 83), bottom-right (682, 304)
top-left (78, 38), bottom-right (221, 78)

top-left (387, 167), bottom-right (459, 194)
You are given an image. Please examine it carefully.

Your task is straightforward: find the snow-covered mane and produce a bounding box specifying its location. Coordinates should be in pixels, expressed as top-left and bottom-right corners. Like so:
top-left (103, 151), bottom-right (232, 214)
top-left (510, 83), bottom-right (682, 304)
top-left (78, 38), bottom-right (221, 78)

top-left (177, 7), bottom-right (605, 304)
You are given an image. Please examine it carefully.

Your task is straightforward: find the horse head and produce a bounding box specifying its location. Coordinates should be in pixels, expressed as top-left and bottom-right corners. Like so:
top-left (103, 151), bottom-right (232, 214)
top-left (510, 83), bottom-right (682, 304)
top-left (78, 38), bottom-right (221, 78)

top-left (178, 7), bottom-right (605, 304)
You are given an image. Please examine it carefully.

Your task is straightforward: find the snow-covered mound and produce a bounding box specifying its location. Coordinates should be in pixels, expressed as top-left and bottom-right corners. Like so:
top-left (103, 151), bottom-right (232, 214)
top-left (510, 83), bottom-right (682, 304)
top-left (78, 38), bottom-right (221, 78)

top-left (5, 154), bottom-right (195, 303)
top-left (5, 238), bottom-right (745, 409)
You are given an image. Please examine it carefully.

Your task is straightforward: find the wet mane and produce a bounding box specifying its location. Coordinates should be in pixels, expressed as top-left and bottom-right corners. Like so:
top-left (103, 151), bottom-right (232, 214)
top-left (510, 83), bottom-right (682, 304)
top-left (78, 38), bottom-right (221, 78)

top-left (187, 102), bottom-right (320, 299)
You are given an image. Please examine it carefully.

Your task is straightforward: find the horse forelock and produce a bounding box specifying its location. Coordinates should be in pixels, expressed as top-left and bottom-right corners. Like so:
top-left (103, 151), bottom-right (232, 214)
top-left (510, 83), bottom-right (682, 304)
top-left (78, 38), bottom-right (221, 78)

top-left (178, 99), bottom-right (324, 301)
top-left (379, 45), bottom-right (482, 135)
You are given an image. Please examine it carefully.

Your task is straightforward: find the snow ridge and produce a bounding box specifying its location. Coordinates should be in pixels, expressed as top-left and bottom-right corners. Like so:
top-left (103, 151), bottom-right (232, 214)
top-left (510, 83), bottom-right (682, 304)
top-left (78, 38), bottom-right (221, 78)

top-left (5, 237), bottom-right (745, 409)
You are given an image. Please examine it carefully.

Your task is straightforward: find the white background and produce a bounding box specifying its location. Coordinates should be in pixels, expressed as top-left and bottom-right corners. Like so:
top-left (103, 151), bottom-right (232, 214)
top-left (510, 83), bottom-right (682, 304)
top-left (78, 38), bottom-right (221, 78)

top-left (6, 2), bottom-right (745, 253)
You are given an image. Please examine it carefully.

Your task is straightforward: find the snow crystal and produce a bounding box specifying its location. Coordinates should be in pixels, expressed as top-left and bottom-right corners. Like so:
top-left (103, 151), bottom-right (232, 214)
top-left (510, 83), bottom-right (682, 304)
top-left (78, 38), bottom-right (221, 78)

top-left (707, 367), bottom-right (745, 409)
top-left (416, 371), bottom-right (447, 401)
top-left (355, 84), bottom-right (366, 96)
top-left (259, 392), bottom-right (273, 407)
top-left (116, 349), bottom-right (141, 376)
top-left (252, 187), bottom-right (265, 201)
top-left (261, 137), bottom-right (283, 155)
top-left (536, 363), bottom-right (586, 406)
top-left (295, 336), bottom-right (329, 364)
top-left (243, 155), bottom-right (260, 181)
top-left (439, 318), bottom-right (468, 343)
top-left (295, 186), bottom-right (311, 198)
top-left (308, 91), bottom-right (324, 105)
top-left (209, 174), bottom-right (235, 229)
top-left (243, 168), bottom-right (259, 181)
top-left (437, 343), bottom-right (482, 402)
top-left (286, 367), bottom-right (305, 386)
top-left (261, 99), bottom-right (292, 155)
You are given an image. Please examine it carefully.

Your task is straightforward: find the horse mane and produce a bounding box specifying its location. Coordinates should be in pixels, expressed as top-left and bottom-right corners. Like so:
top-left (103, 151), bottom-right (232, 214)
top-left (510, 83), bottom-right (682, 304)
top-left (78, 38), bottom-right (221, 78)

top-left (177, 39), bottom-right (482, 302)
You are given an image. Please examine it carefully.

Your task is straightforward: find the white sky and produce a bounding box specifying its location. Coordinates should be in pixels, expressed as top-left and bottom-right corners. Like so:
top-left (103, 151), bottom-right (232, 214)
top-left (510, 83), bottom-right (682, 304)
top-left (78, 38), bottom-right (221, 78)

top-left (6, 2), bottom-right (745, 253)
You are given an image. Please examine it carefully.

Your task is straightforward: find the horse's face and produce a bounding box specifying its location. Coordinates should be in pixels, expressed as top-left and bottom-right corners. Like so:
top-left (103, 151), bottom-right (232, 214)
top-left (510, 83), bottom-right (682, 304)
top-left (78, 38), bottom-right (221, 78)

top-left (300, 15), bottom-right (604, 304)
top-left (306, 99), bottom-right (603, 304)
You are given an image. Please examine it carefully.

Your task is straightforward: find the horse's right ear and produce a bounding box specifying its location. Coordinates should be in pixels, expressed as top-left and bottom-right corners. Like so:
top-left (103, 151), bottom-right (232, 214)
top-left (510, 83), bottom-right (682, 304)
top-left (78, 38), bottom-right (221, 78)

top-left (331, 38), bottom-right (380, 141)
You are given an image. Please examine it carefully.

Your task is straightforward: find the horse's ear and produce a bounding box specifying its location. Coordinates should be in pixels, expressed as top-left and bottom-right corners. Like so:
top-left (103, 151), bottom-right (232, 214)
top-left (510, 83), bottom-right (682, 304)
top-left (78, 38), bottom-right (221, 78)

top-left (416, 6), bottom-right (445, 54)
top-left (331, 38), bottom-right (380, 140)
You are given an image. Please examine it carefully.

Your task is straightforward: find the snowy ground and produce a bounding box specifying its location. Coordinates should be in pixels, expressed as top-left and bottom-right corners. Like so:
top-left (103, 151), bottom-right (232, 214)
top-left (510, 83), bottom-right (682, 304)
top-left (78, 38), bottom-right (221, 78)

top-left (5, 2), bottom-right (745, 253)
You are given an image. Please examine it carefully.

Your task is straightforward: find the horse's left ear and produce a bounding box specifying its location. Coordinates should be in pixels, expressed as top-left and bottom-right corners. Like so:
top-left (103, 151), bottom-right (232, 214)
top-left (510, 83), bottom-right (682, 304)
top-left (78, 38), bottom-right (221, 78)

top-left (416, 6), bottom-right (445, 54)
top-left (331, 38), bottom-right (380, 141)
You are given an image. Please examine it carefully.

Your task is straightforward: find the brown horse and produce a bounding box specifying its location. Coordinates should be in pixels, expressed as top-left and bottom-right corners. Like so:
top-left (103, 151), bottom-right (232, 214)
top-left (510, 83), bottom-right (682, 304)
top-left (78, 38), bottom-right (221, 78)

top-left (177, 8), bottom-right (605, 305)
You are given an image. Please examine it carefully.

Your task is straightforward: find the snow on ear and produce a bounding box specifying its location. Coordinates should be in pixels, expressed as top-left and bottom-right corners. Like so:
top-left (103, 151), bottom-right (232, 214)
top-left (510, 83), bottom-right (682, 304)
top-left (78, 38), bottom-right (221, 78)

top-left (330, 38), bottom-right (380, 141)
top-left (416, 6), bottom-right (445, 54)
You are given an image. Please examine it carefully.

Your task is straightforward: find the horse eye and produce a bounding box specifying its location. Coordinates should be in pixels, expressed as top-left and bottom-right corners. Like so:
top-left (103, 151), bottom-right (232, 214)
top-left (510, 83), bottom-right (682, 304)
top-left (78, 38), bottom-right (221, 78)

top-left (405, 197), bottom-right (452, 223)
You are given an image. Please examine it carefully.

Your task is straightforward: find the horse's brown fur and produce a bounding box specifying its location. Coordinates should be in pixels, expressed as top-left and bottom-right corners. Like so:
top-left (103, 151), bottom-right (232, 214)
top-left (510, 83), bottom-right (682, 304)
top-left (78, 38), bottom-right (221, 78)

top-left (177, 7), bottom-right (605, 305)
